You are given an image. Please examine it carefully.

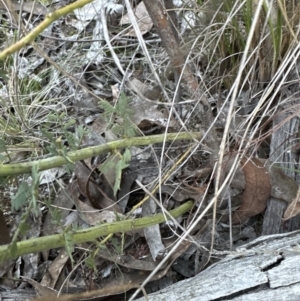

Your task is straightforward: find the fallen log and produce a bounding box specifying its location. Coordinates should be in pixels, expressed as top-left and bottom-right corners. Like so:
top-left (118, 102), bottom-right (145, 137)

top-left (136, 230), bottom-right (300, 301)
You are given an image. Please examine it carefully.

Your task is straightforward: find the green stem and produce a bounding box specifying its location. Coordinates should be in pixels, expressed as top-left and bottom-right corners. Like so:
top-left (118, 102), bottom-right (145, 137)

top-left (0, 0), bottom-right (95, 59)
top-left (0, 200), bottom-right (193, 261)
top-left (0, 132), bottom-right (201, 176)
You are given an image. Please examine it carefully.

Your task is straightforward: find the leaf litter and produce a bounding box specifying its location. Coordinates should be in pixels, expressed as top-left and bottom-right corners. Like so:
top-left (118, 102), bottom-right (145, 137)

top-left (1, 1), bottom-right (300, 300)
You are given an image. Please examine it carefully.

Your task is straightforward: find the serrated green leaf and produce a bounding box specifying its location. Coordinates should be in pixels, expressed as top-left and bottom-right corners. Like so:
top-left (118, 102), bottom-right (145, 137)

top-left (63, 119), bottom-right (76, 130)
top-left (11, 182), bottom-right (30, 212)
top-left (123, 149), bottom-right (131, 162)
top-left (113, 159), bottom-right (130, 196)
top-left (111, 124), bottom-right (123, 136)
top-left (98, 100), bottom-right (115, 116)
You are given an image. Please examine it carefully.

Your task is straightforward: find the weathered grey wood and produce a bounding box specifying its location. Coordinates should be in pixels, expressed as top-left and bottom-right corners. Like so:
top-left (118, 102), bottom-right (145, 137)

top-left (228, 283), bottom-right (300, 301)
top-left (263, 107), bottom-right (300, 235)
top-left (0, 289), bottom-right (36, 301)
top-left (135, 230), bottom-right (300, 301)
top-left (262, 198), bottom-right (286, 235)
top-left (267, 255), bottom-right (300, 287)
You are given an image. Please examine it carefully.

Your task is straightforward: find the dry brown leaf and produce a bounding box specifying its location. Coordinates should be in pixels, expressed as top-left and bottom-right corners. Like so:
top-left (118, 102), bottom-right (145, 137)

top-left (130, 96), bottom-right (177, 128)
top-left (40, 250), bottom-right (69, 289)
top-left (120, 1), bottom-right (153, 36)
top-left (128, 78), bottom-right (162, 100)
top-left (283, 188), bottom-right (300, 220)
top-left (217, 154), bottom-right (245, 203)
top-left (70, 181), bottom-right (124, 225)
top-left (21, 277), bottom-right (57, 297)
top-left (76, 201), bottom-right (124, 225)
top-left (75, 161), bottom-right (120, 212)
top-left (232, 158), bottom-right (271, 224)
top-left (220, 156), bottom-right (300, 222)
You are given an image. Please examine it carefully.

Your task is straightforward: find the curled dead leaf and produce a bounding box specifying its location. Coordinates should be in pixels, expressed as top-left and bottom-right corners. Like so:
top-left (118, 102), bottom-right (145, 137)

top-left (120, 1), bottom-right (153, 36)
top-left (283, 188), bottom-right (300, 220)
top-left (232, 158), bottom-right (271, 224)
top-left (75, 161), bottom-right (121, 213)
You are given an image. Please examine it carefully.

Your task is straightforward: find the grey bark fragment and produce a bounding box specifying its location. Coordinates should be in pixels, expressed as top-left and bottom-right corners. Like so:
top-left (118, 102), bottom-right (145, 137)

top-left (135, 230), bottom-right (300, 301)
top-left (267, 254), bottom-right (300, 288)
top-left (229, 283), bottom-right (300, 301)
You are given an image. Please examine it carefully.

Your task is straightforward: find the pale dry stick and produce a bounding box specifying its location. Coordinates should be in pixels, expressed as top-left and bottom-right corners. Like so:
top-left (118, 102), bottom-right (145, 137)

top-left (128, 173), bottom-right (237, 301)
top-left (100, 3), bottom-right (158, 173)
top-left (277, 0), bottom-right (298, 42)
top-left (24, 0), bottom-right (40, 27)
top-left (101, 5), bottom-right (125, 76)
top-left (227, 190), bottom-right (233, 250)
top-left (76, 11), bottom-right (148, 117)
top-left (158, 99), bottom-right (189, 205)
top-left (100, 3), bottom-right (140, 144)
top-left (141, 287), bottom-right (150, 301)
top-left (123, 0), bottom-right (168, 102)
top-left (212, 0), bottom-right (266, 253)
top-left (240, 43), bottom-right (300, 157)
top-left (135, 179), bottom-right (197, 244)
top-left (183, 158), bottom-right (217, 229)
top-left (0, 0), bottom-right (17, 24)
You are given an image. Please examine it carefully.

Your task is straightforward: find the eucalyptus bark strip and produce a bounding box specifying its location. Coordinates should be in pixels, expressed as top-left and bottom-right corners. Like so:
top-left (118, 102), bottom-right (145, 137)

top-left (0, 200), bottom-right (193, 261)
top-left (0, 132), bottom-right (201, 176)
